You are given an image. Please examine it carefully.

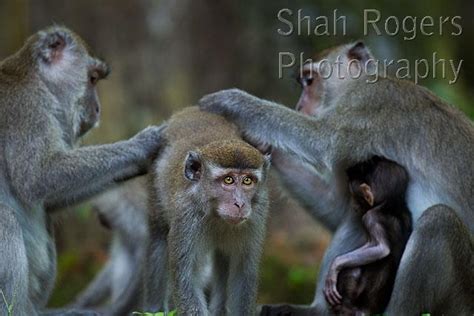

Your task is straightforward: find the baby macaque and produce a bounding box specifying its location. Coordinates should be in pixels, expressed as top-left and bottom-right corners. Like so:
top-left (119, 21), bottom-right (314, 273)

top-left (144, 107), bottom-right (271, 315)
top-left (324, 156), bottom-right (412, 315)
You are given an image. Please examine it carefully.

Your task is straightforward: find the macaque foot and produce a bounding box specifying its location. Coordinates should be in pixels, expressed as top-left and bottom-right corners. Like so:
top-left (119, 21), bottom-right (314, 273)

top-left (260, 304), bottom-right (319, 316)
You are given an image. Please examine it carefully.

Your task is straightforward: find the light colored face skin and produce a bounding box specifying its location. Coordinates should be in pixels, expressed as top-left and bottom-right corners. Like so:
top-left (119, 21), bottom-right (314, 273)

top-left (76, 61), bottom-right (110, 137)
top-left (208, 168), bottom-right (261, 225)
top-left (295, 43), bottom-right (373, 116)
top-left (295, 62), bottom-right (323, 116)
top-left (183, 147), bottom-right (268, 225)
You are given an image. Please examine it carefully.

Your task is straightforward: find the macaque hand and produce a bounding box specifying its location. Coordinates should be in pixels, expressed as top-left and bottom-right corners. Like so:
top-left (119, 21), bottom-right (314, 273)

top-left (324, 266), bottom-right (342, 306)
top-left (131, 124), bottom-right (168, 161)
top-left (245, 137), bottom-right (272, 155)
top-left (198, 88), bottom-right (255, 115)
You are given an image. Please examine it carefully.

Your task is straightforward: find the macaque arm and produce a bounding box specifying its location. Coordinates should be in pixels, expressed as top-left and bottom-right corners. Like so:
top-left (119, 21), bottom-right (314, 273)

top-left (71, 262), bottom-right (112, 308)
top-left (199, 89), bottom-right (376, 170)
top-left (168, 211), bottom-right (207, 315)
top-left (332, 211), bottom-right (390, 271)
top-left (272, 149), bottom-right (346, 231)
top-left (39, 142), bottom-right (146, 206)
top-left (226, 236), bottom-right (263, 316)
top-left (9, 125), bottom-right (166, 207)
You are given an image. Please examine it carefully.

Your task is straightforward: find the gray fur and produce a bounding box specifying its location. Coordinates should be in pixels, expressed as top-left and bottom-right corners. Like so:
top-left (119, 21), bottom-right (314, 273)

top-left (270, 149), bottom-right (347, 232)
top-left (0, 26), bottom-right (165, 315)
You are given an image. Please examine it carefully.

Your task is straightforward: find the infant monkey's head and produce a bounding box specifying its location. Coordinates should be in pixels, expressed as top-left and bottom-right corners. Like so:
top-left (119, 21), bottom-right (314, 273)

top-left (347, 156), bottom-right (409, 213)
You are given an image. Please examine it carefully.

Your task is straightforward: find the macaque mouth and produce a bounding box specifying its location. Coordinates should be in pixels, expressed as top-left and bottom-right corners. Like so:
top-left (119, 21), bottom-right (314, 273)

top-left (223, 215), bottom-right (248, 225)
top-left (219, 212), bottom-right (249, 225)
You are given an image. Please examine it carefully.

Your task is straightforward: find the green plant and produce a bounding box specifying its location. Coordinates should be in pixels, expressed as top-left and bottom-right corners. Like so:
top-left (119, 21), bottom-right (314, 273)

top-left (0, 288), bottom-right (15, 316)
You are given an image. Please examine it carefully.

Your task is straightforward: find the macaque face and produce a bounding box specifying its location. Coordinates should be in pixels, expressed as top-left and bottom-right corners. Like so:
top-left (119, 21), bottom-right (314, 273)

top-left (184, 151), bottom-right (266, 225)
top-left (76, 63), bottom-right (110, 137)
top-left (295, 42), bottom-right (374, 117)
top-left (209, 169), bottom-right (261, 224)
top-left (35, 29), bottom-right (110, 138)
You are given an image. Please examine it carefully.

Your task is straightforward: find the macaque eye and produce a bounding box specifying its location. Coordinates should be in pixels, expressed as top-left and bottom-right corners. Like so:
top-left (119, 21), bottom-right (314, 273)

top-left (223, 176), bottom-right (234, 185)
top-left (242, 177), bottom-right (253, 185)
top-left (90, 71), bottom-right (100, 85)
top-left (297, 76), bottom-right (314, 87)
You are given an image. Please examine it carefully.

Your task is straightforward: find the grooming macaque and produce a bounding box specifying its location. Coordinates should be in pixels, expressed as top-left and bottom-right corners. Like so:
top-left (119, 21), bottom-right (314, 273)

top-left (200, 42), bottom-right (474, 314)
top-left (0, 26), bottom-right (165, 315)
top-left (324, 157), bottom-right (412, 314)
top-left (144, 107), bottom-right (270, 315)
top-left (71, 177), bottom-right (149, 316)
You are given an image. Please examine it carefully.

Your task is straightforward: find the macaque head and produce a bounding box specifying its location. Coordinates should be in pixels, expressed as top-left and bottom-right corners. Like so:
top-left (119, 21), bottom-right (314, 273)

top-left (347, 157), bottom-right (409, 213)
top-left (184, 140), bottom-right (270, 225)
top-left (295, 42), bottom-right (375, 116)
top-left (20, 26), bottom-right (110, 138)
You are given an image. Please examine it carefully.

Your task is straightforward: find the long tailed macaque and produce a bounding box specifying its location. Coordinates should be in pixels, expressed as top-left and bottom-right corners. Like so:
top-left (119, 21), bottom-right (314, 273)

top-left (0, 26), bottom-right (166, 315)
top-left (143, 106), bottom-right (271, 315)
top-left (199, 42), bottom-right (474, 314)
top-left (324, 157), bottom-right (412, 314)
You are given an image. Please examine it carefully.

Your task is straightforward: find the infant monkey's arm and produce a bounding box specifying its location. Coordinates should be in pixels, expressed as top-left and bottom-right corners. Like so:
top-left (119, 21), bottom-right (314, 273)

top-left (325, 209), bottom-right (390, 305)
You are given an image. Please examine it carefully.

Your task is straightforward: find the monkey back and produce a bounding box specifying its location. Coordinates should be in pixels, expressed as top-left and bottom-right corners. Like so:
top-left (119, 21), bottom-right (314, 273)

top-left (163, 106), bottom-right (263, 169)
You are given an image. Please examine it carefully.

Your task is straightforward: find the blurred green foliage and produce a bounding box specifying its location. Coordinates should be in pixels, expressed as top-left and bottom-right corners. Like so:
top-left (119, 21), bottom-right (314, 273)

top-left (50, 251), bottom-right (103, 307)
top-left (259, 256), bottom-right (319, 304)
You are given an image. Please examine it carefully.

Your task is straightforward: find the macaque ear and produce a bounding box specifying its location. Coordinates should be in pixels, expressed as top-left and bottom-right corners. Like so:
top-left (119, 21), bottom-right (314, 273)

top-left (347, 41), bottom-right (373, 63)
top-left (184, 151), bottom-right (202, 181)
top-left (263, 153), bottom-right (272, 170)
top-left (359, 183), bottom-right (375, 206)
top-left (37, 28), bottom-right (72, 65)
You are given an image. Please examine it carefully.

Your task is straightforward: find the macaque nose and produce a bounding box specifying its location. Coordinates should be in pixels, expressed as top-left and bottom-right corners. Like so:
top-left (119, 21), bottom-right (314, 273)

top-left (95, 104), bottom-right (100, 114)
top-left (234, 202), bottom-right (245, 209)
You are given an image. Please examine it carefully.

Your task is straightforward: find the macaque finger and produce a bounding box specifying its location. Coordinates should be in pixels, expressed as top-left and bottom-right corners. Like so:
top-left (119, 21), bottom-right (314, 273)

top-left (330, 290), bottom-right (340, 306)
top-left (324, 283), bottom-right (338, 306)
top-left (323, 288), bottom-right (333, 306)
top-left (333, 286), bottom-right (342, 302)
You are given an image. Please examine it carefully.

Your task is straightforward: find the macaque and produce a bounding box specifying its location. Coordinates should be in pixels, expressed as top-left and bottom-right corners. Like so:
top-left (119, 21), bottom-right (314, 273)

top-left (0, 26), bottom-right (165, 315)
top-left (144, 107), bottom-right (271, 315)
top-left (324, 157), bottom-right (412, 315)
top-left (200, 42), bottom-right (474, 315)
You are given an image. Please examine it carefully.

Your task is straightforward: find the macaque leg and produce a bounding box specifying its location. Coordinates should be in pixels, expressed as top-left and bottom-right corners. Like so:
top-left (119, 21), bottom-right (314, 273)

top-left (0, 205), bottom-right (35, 316)
top-left (209, 251), bottom-right (229, 316)
top-left (260, 213), bottom-right (366, 316)
top-left (105, 240), bottom-right (145, 316)
top-left (71, 262), bottom-right (112, 308)
top-left (314, 215), bottom-right (367, 315)
top-left (143, 234), bottom-right (170, 312)
top-left (227, 238), bottom-right (265, 316)
top-left (385, 204), bottom-right (474, 315)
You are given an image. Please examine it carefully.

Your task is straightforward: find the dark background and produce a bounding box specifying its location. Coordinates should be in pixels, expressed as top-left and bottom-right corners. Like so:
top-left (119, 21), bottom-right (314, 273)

top-left (0, 0), bottom-right (472, 307)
